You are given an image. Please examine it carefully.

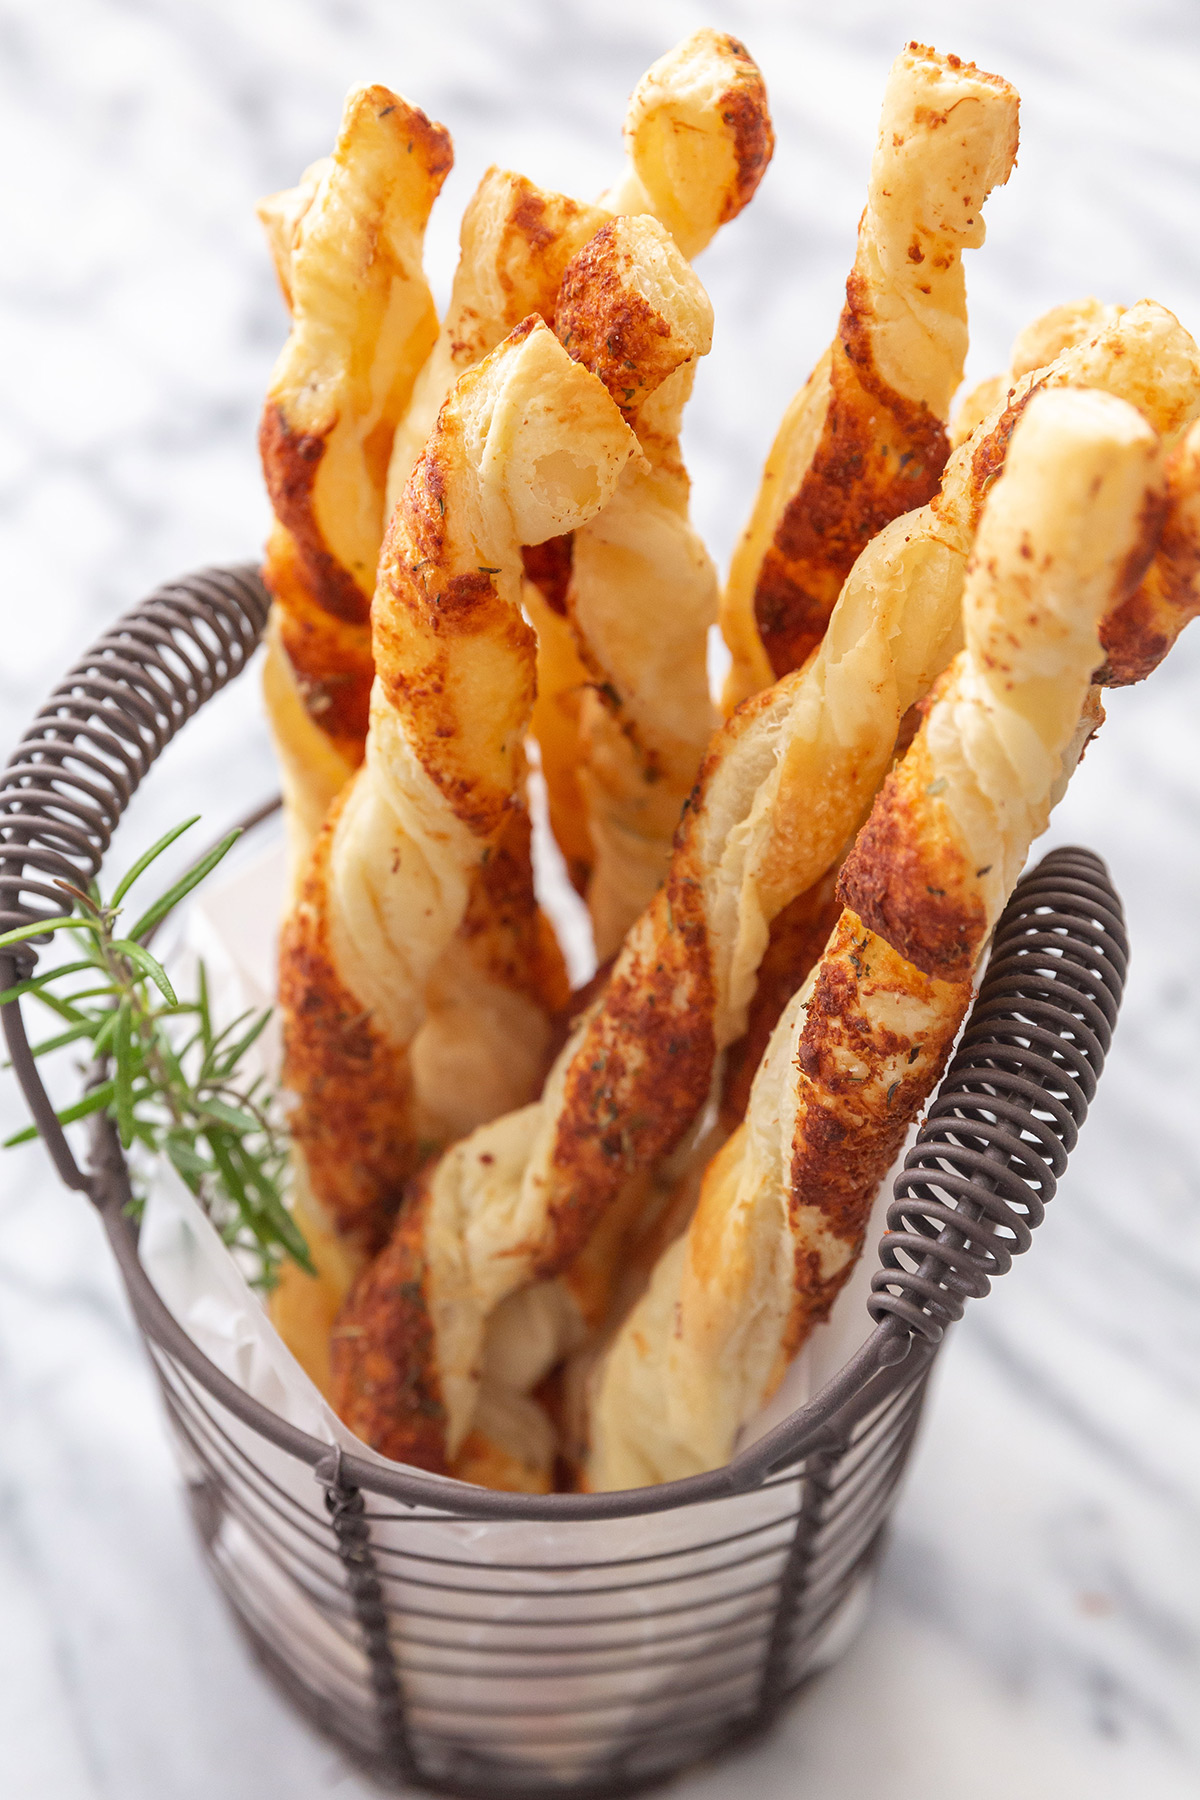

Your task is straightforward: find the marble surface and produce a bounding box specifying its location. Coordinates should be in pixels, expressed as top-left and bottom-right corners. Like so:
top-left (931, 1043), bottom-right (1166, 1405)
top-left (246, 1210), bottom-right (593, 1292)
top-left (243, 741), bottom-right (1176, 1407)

top-left (2, 1), bottom-right (1200, 1795)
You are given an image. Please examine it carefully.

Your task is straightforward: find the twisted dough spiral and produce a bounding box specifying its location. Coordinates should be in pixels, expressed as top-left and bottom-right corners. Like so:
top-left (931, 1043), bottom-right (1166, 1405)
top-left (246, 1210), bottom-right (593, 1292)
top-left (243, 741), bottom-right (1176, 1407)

top-left (384, 173), bottom-right (608, 522)
top-left (372, 33), bottom-right (775, 918)
top-left (530, 30), bottom-right (772, 906)
top-left (279, 318), bottom-right (637, 1258)
top-left (587, 384), bottom-right (1166, 1489)
top-left (837, 387), bottom-right (1168, 979)
top-left (597, 29), bottom-right (774, 259)
top-left (554, 218), bottom-right (719, 956)
top-left (258, 87), bottom-right (453, 873)
top-left (720, 43), bottom-right (1019, 708)
top-left (329, 300), bottom-right (1200, 1476)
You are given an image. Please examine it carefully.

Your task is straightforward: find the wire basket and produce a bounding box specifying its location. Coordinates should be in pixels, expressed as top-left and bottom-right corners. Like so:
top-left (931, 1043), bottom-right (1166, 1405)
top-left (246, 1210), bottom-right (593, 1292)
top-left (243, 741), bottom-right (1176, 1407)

top-left (0, 567), bottom-right (1129, 1798)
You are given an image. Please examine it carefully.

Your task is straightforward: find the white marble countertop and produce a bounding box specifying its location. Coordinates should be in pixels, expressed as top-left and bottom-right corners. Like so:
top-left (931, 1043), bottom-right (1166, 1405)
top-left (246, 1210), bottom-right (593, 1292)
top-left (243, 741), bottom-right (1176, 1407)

top-left (2, 2), bottom-right (1199, 1796)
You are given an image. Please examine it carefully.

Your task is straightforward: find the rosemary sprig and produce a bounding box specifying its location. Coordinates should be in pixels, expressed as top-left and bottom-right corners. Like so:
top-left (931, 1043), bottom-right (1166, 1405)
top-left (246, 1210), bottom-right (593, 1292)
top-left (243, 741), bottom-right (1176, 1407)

top-left (0, 819), bottom-right (310, 1290)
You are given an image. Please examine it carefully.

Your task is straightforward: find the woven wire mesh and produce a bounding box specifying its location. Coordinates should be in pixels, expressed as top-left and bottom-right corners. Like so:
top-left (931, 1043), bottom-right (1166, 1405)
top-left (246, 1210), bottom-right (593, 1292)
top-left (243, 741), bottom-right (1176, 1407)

top-left (0, 569), bottom-right (1128, 1797)
top-left (139, 1293), bottom-right (930, 1796)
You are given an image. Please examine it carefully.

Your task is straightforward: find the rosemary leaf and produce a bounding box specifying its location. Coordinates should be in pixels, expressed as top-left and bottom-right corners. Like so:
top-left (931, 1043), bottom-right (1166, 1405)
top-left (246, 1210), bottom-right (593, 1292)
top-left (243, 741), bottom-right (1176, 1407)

top-left (0, 916), bottom-right (102, 950)
top-left (249, 1171), bottom-right (315, 1274)
top-left (26, 1020), bottom-right (98, 1059)
top-left (112, 1000), bottom-right (134, 1148)
top-left (90, 1009), bottom-right (123, 1059)
top-left (3, 1079), bottom-right (117, 1147)
top-left (110, 816), bottom-right (201, 907)
top-left (1, 820), bottom-right (306, 1288)
top-left (151, 1024), bottom-right (190, 1097)
top-left (62, 984), bottom-right (125, 1006)
top-left (0, 962), bottom-right (98, 1006)
top-left (109, 939), bottom-right (177, 1007)
top-left (51, 880), bottom-right (104, 916)
top-left (127, 829), bottom-right (241, 943)
top-left (210, 1009), bottom-right (273, 1079)
top-left (165, 1133), bottom-right (210, 1189)
top-left (206, 1126), bottom-right (253, 1222)
top-left (197, 962), bottom-right (214, 1059)
top-left (198, 1094), bottom-right (262, 1135)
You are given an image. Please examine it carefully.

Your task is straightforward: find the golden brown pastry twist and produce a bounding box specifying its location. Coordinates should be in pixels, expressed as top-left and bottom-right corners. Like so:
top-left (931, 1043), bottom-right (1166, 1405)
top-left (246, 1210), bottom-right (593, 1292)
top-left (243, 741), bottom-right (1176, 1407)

top-left (371, 34), bottom-right (774, 915)
top-left (1098, 419), bottom-right (1200, 683)
top-left (553, 217), bottom-right (719, 956)
top-left (948, 298), bottom-right (1124, 449)
top-left (533, 31), bottom-right (772, 902)
top-left (258, 87), bottom-right (453, 874)
top-left (409, 217), bottom-right (722, 1150)
top-left (329, 300), bottom-right (1200, 1478)
top-left (598, 29), bottom-right (774, 258)
top-left (278, 318), bottom-right (637, 1260)
top-left (720, 42), bottom-right (1019, 709)
top-left (587, 383), bottom-right (1166, 1489)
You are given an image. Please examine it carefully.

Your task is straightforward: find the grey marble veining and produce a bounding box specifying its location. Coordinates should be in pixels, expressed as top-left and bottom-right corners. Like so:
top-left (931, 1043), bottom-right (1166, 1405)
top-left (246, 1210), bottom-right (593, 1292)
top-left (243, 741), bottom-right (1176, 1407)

top-left (2, 2), bottom-right (1199, 1796)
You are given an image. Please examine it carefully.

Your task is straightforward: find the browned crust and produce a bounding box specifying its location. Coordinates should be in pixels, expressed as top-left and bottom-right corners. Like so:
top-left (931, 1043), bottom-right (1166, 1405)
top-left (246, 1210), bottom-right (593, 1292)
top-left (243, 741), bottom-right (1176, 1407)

top-left (260, 402), bottom-right (373, 626)
top-left (539, 865), bottom-right (717, 1275)
top-left (720, 868), bottom-right (842, 1129)
top-left (461, 806), bottom-right (570, 1015)
top-left (329, 1178), bottom-right (448, 1470)
top-left (544, 956), bottom-right (617, 1070)
top-left (259, 94), bottom-right (452, 727)
top-left (504, 182), bottom-right (596, 295)
top-left (714, 37), bottom-right (775, 220)
top-left (754, 282), bottom-right (950, 679)
top-left (836, 739), bottom-right (988, 984)
top-left (957, 384), bottom-right (1032, 531)
top-left (374, 392), bottom-right (538, 838)
top-left (450, 173), bottom-right (603, 366)
top-left (265, 531), bottom-right (374, 758)
top-left (555, 222), bottom-right (691, 425)
top-left (450, 1428), bottom-right (554, 1495)
top-left (521, 535), bottom-right (574, 616)
top-left (780, 912), bottom-right (969, 1352)
top-left (505, 182), bottom-right (566, 264)
top-left (400, 98), bottom-right (455, 193)
top-left (905, 42), bottom-right (1018, 98)
top-left (1098, 440), bottom-right (1200, 685)
top-left (278, 794), bottom-right (418, 1255)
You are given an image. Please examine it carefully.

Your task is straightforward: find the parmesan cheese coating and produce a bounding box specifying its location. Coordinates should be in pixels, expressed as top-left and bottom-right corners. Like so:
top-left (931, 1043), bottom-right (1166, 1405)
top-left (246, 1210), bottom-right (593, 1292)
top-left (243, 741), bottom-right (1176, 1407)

top-left (258, 87), bottom-right (452, 879)
top-left (721, 43), bottom-right (1019, 707)
top-left (280, 319), bottom-right (636, 1258)
top-left (588, 385), bottom-right (1166, 1489)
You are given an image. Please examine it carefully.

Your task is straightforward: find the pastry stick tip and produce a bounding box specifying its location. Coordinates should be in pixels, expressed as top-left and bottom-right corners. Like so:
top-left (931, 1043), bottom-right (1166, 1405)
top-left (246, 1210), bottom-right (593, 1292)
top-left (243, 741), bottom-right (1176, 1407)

top-left (612, 29), bottom-right (774, 258)
top-left (555, 214), bottom-right (713, 424)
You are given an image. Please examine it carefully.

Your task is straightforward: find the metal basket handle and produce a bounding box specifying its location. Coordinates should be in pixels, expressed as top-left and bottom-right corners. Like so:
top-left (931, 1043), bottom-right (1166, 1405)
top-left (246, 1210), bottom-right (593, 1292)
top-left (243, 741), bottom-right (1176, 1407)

top-left (0, 565), bottom-right (270, 1190)
top-left (0, 565), bottom-right (1129, 1515)
top-left (735, 842), bottom-right (1127, 1481)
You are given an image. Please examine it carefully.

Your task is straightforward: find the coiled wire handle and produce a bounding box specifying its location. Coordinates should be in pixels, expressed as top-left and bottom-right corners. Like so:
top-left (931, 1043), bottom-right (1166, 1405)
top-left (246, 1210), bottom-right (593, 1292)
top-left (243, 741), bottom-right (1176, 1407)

top-left (0, 565), bottom-right (270, 1190)
top-left (0, 564), bottom-right (270, 955)
top-left (869, 845), bottom-right (1127, 1344)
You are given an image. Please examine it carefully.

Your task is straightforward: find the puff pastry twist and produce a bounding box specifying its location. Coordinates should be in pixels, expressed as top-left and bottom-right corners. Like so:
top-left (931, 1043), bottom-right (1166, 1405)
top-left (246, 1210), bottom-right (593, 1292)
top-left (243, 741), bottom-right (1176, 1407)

top-left (720, 43), bottom-right (1019, 707)
top-left (258, 87), bottom-right (452, 873)
top-left (329, 301), bottom-right (1200, 1479)
top-left (588, 383), bottom-right (1166, 1488)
